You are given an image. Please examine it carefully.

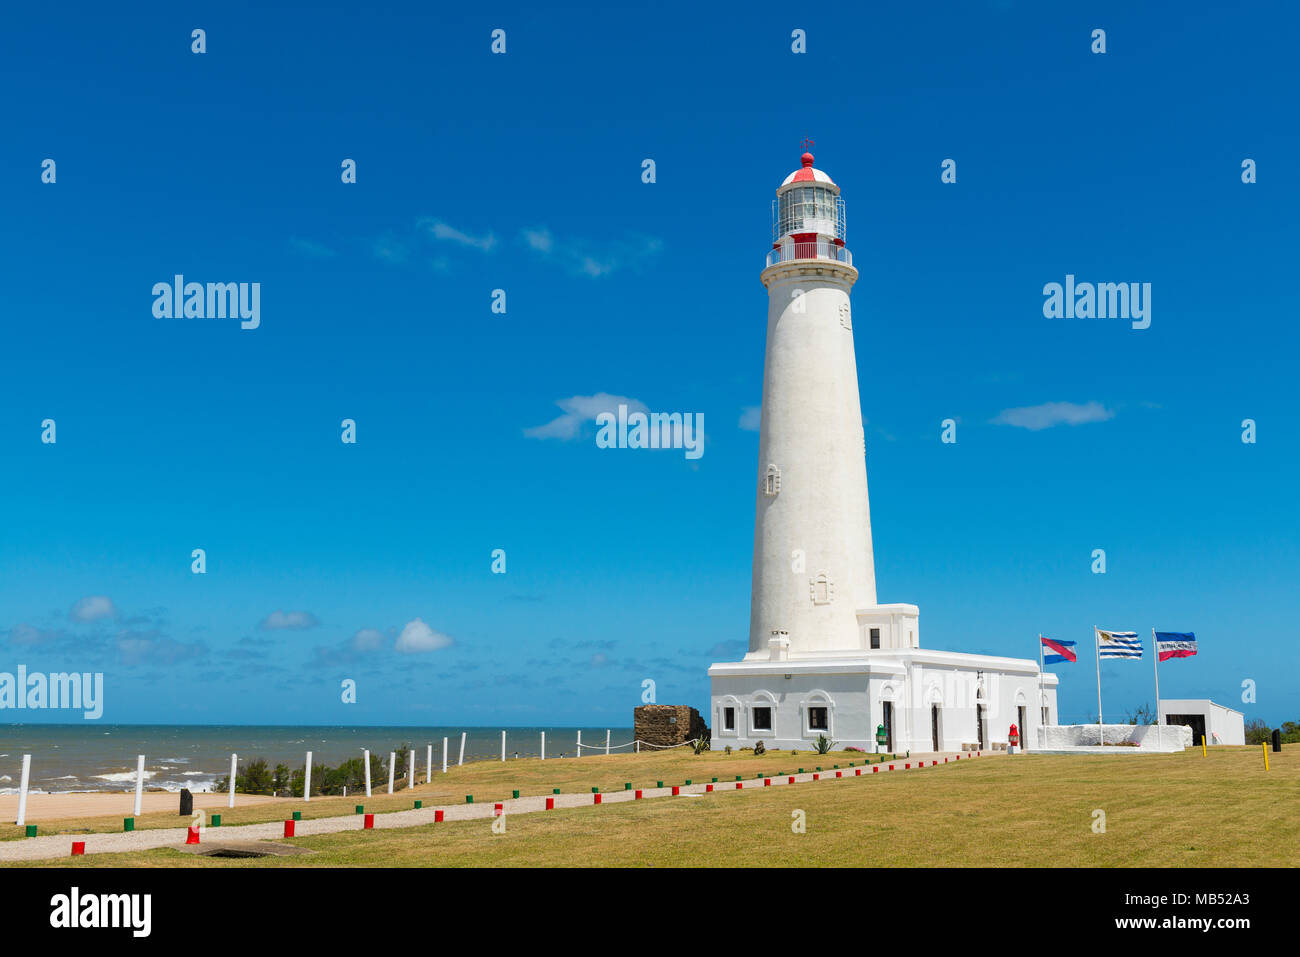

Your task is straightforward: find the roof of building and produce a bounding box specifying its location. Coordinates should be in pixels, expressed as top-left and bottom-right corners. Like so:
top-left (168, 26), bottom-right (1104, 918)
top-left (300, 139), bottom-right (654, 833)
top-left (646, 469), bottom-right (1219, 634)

top-left (781, 151), bottom-right (836, 187)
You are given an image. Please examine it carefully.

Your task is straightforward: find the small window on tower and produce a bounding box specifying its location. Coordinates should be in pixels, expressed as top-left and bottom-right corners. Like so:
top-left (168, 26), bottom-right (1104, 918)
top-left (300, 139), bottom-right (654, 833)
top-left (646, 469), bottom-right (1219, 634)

top-left (870, 628), bottom-right (881, 649)
top-left (810, 573), bottom-right (833, 605)
top-left (839, 302), bottom-right (851, 330)
top-left (764, 464), bottom-right (781, 496)
top-left (724, 707), bottom-right (736, 731)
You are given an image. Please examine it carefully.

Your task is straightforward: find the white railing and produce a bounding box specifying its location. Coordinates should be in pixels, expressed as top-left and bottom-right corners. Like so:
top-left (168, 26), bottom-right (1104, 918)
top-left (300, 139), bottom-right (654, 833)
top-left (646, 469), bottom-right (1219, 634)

top-left (765, 241), bottom-right (853, 268)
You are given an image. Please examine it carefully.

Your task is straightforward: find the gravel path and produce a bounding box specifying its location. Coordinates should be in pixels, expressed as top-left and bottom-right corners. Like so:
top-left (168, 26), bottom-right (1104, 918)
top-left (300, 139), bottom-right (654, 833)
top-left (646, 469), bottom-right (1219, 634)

top-left (0, 752), bottom-right (981, 862)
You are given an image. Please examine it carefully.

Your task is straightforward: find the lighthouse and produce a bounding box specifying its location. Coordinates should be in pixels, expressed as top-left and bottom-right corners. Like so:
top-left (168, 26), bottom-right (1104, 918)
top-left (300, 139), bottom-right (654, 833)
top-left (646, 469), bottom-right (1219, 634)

top-left (749, 148), bottom-right (878, 659)
top-left (708, 148), bottom-right (1060, 753)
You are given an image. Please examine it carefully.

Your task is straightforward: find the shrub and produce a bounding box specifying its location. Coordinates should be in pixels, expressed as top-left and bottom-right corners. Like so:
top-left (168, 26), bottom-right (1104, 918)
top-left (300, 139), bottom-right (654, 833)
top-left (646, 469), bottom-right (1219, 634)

top-left (724, 745), bottom-right (733, 755)
top-left (811, 734), bottom-right (837, 755)
top-left (753, 740), bottom-right (766, 755)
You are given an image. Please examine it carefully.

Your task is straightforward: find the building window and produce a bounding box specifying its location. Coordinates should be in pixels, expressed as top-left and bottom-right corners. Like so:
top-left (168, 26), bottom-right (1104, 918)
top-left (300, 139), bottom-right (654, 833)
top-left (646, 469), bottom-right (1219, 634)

top-left (870, 627), bottom-right (881, 649)
top-left (808, 706), bottom-right (828, 731)
top-left (724, 707), bottom-right (735, 731)
top-left (764, 464), bottom-right (781, 496)
top-left (752, 706), bottom-right (773, 732)
top-left (1041, 706), bottom-right (1049, 726)
top-left (810, 573), bottom-right (833, 605)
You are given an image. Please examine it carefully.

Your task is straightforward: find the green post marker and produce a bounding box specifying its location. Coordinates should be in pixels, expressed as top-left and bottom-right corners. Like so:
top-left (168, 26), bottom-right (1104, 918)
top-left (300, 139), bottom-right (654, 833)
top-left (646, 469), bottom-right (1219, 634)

top-left (124, 817), bottom-right (134, 832)
top-left (513, 790), bottom-right (520, 799)
top-left (816, 766), bottom-right (822, 771)
top-left (833, 764), bottom-right (839, 769)
top-left (211, 813), bottom-right (221, 827)
top-left (591, 787), bottom-right (599, 793)
top-left (355, 805), bottom-right (364, 814)
top-left (799, 768), bottom-right (804, 773)
top-left (293, 810), bottom-right (302, 821)
top-left (552, 788), bottom-right (560, 795)
top-left (735, 775), bottom-right (742, 781)
top-left (414, 800), bottom-right (422, 809)
top-left (25, 825), bottom-right (36, 837)
top-left (624, 783), bottom-right (631, 790)
top-left (685, 779), bottom-right (691, 785)
top-left (656, 781), bottom-right (663, 788)
top-left (712, 776), bottom-right (718, 783)
top-left (466, 795), bottom-right (474, 803)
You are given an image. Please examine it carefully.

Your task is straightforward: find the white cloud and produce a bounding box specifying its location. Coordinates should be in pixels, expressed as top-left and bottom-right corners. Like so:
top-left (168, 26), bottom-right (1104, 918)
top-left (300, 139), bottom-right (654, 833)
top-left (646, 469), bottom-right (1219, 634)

top-left (420, 218), bottom-right (497, 252)
top-left (738, 406), bottom-right (762, 431)
top-left (519, 227), bottom-right (661, 277)
top-left (350, 628), bottom-right (386, 652)
top-left (991, 401), bottom-right (1115, 431)
top-left (259, 610), bottom-right (320, 630)
top-left (524, 393), bottom-right (649, 441)
top-left (70, 595), bottom-right (117, 623)
top-left (395, 617), bottom-right (453, 654)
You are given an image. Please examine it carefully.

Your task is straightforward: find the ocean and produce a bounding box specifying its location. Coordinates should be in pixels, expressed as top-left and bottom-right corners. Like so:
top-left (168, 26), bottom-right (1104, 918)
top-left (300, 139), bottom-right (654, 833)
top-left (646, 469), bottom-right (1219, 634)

top-left (0, 724), bottom-right (636, 794)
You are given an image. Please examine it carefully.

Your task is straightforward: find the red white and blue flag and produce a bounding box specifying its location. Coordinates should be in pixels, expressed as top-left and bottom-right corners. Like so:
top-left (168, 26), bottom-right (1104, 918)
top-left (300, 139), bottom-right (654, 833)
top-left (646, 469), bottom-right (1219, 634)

top-left (1041, 636), bottom-right (1077, 664)
top-left (1155, 631), bottom-right (1198, 662)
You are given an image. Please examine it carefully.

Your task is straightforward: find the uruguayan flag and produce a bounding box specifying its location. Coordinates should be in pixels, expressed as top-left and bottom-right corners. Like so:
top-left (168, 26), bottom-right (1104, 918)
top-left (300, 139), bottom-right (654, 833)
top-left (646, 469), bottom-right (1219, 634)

top-left (1096, 628), bottom-right (1143, 659)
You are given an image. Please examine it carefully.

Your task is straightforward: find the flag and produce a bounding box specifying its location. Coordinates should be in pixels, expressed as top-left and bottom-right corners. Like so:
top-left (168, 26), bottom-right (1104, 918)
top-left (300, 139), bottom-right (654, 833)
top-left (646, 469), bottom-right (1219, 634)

top-left (1155, 631), bottom-right (1197, 662)
top-left (1096, 628), bottom-right (1142, 659)
top-left (1041, 636), bottom-right (1077, 664)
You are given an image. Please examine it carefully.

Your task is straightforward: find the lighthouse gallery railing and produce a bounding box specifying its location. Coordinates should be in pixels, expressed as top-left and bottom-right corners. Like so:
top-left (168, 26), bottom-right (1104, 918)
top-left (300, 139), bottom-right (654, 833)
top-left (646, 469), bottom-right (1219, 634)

top-left (765, 241), bottom-right (853, 268)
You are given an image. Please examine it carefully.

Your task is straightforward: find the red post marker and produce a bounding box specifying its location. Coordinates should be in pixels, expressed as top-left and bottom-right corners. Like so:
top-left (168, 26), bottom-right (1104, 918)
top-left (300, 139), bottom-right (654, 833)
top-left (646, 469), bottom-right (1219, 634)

top-left (363, 813), bottom-right (374, 829)
top-left (494, 802), bottom-right (503, 814)
top-left (185, 826), bottom-right (200, 845)
top-left (788, 776), bottom-right (795, 784)
top-left (836, 771), bottom-right (842, 778)
top-left (705, 784), bottom-right (713, 793)
top-left (764, 778), bottom-right (771, 787)
top-left (284, 820), bottom-right (295, 838)
top-left (813, 773), bottom-right (820, 781)
top-left (736, 782), bottom-right (743, 790)
top-left (71, 842), bottom-right (85, 856)
top-left (545, 797), bottom-right (554, 810)
top-left (905, 763), bottom-right (911, 769)
top-left (594, 793), bottom-right (602, 804)
top-left (855, 768), bottom-right (861, 776)
top-left (435, 810), bottom-right (444, 822)
top-left (671, 786), bottom-right (679, 796)
top-left (872, 766), bottom-right (879, 773)
top-left (636, 789), bottom-right (643, 799)
top-left (944, 758), bottom-right (948, 763)
top-left (889, 764), bottom-right (895, 770)
top-left (932, 761), bottom-right (938, 766)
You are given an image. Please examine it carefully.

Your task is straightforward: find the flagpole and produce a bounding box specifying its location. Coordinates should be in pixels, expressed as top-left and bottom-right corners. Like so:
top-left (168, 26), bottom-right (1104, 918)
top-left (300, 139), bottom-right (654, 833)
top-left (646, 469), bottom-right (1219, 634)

top-left (1094, 625), bottom-right (1104, 747)
top-left (1151, 627), bottom-right (1161, 741)
top-left (1038, 634), bottom-right (1045, 732)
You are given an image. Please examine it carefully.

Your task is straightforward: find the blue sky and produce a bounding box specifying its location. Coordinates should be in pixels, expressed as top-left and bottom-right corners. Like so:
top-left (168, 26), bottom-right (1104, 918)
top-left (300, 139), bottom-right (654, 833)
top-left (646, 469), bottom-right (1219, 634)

top-left (1, 1), bottom-right (1296, 728)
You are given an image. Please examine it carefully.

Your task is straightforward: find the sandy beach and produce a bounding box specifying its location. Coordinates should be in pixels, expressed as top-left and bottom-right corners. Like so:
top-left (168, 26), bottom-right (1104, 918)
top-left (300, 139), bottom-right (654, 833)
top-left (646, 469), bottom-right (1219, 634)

top-left (0, 791), bottom-right (281, 823)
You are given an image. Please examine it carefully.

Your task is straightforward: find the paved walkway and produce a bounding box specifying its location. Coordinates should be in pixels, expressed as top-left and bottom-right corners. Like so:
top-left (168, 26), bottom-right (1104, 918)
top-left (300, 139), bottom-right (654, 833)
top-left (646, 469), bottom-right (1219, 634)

top-left (0, 752), bottom-right (986, 862)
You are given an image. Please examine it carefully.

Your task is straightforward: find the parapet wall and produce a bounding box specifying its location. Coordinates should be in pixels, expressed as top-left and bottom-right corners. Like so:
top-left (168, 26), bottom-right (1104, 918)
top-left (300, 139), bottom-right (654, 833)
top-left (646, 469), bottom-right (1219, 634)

top-left (1038, 723), bottom-right (1191, 751)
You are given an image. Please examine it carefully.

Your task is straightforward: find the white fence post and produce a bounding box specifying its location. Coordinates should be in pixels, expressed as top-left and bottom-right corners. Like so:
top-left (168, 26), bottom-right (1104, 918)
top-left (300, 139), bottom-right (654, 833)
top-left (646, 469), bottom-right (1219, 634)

top-left (442, 737), bottom-right (448, 773)
top-left (458, 732), bottom-right (466, 766)
top-left (363, 749), bottom-right (372, 797)
top-left (606, 729), bottom-right (611, 756)
top-left (541, 731), bottom-right (546, 760)
top-left (501, 730), bottom-right (506, 762)
top-left (304, 751), bottom-right (312, 802)
top-left (636, 740), bottom-right (640, 754)
top-left (577, 729), bottom-right (582, 757)
top-left (388, 752), bottom-right (395, 794)
top-left (426, 744), bottom-right (433, 783)
top-left (15, 754), bottom-right (31, 827)
top-left (408, 749), bottom-right (415, 789)
top-left (228, 753), bottom-right (237, 808)
top-left (133, 754), bottom-right (145, 817)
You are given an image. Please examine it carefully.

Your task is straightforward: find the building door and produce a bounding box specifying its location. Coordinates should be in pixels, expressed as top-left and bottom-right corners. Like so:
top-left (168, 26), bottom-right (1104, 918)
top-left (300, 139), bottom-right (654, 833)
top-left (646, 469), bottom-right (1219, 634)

top-left (883, 701), bottom-right (894, 752)
top-left (1018, 705), bottom-right (1027, 751)
top-left (931, 705), bottom-right (940, 752)
top-left (1167, 713), bottom-right (1206, 746)
top-left (976, 704), bottom-right (985, 749)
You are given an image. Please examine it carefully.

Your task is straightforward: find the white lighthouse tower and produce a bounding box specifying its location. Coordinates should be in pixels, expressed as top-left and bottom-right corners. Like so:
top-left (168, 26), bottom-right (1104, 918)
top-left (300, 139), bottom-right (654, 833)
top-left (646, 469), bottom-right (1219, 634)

top-left (709, 147), bottom-right (1059, 754)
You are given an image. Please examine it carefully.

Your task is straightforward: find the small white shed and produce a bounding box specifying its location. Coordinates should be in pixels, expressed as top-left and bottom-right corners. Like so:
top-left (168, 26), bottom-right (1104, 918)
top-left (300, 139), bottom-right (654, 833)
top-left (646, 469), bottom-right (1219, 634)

top-left (1158, 699), bottom-right (1246, 746)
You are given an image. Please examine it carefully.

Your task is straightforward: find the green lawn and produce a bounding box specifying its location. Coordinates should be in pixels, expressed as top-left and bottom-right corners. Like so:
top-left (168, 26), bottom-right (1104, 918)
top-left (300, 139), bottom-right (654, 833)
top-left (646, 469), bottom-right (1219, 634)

top-left (10, 746), bottom-right (1294, 868)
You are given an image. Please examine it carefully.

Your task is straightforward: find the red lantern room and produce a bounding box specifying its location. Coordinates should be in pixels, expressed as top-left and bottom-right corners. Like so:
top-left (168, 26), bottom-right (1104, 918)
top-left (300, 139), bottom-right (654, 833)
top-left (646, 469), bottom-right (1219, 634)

top-left (767, 142), bottom-right (851, 269)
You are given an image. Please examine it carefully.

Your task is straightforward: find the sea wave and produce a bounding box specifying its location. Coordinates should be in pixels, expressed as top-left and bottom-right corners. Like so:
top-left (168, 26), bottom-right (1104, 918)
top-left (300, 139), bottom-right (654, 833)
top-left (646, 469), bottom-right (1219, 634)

top-left (93, 770), bottom-right (155, 783)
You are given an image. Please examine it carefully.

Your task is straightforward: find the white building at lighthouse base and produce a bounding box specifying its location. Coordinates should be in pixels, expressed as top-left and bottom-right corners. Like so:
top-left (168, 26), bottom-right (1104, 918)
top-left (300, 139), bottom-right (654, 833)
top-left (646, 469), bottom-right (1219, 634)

top-left (708, 612), bottom-right (1060, 753)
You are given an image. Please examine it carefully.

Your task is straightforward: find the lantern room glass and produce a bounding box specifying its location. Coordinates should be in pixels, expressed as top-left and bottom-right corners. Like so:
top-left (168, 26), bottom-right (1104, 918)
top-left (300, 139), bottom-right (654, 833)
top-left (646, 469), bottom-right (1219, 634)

top-left (776, 186), bottom-right (845, 240)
